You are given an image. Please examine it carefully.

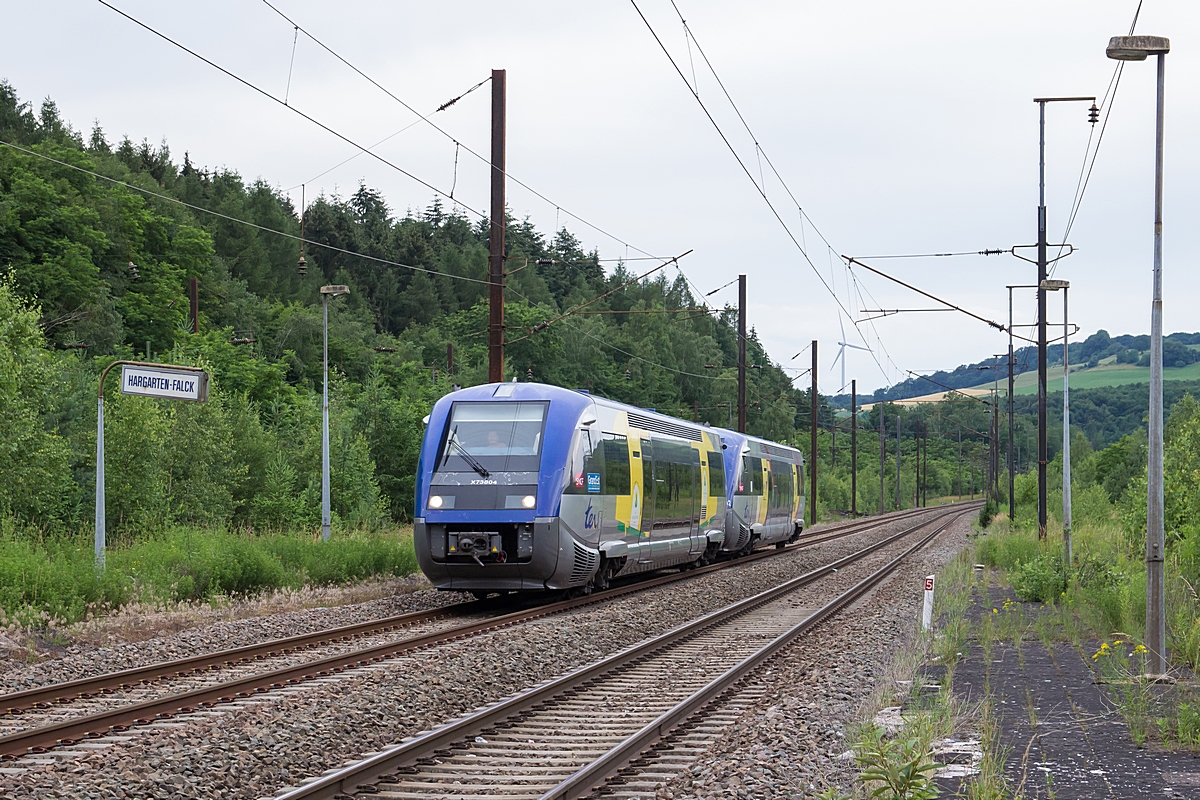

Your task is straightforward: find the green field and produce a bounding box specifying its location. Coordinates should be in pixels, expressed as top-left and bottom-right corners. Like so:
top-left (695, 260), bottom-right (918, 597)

top-left (975, 361), bottom-right (1200, 396)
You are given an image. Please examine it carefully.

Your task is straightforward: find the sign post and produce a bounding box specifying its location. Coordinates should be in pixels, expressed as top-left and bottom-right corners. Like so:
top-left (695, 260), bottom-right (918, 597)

top-left (921, 575), bottom-right (936, 631)
top-left (95, 361), bottom-right (208, 572)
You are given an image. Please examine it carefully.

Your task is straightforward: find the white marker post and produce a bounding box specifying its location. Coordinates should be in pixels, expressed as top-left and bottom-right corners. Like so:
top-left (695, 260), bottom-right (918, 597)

top-left (921, 575), bottom-right (936, 631)
top-left (95, 361), bottom-right (208, 572)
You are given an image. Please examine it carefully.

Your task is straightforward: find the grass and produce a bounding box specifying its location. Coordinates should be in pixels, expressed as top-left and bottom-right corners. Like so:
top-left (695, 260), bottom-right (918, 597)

top-left (0, 523), bottom-right (417, 630)
top-left (996, 361), bottom-right (1200, 395)
top-left (975, 504), bottom-right (1200, 754)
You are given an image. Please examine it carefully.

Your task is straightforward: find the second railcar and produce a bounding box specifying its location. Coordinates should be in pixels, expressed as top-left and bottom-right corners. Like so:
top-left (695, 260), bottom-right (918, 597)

top-left (718, 430), bottom-right (805, 554)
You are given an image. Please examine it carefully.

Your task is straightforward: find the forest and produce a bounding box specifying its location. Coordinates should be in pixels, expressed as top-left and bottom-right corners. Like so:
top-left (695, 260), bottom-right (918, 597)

top-left (0, 81), bottom-right (809, 539)
top-left (0, 80), bottom-right (1179, 623)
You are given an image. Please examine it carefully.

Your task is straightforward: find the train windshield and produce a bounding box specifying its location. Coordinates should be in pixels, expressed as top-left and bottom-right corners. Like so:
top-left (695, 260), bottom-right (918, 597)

top-left (438, 401), bottom-right (548, 472)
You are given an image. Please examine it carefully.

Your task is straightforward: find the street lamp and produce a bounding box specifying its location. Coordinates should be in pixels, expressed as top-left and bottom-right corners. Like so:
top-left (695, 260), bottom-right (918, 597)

top-left (1042, 279), bottom-right (1071, 564)
top-left (1107, 33), bottom-right (1170, 678)
top-left (320, 284), bottom-right (350, 541)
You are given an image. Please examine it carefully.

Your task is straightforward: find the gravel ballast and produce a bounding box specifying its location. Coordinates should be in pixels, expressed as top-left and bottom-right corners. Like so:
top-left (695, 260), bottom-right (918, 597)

top-left (0, 509), bottom-right (962, 799)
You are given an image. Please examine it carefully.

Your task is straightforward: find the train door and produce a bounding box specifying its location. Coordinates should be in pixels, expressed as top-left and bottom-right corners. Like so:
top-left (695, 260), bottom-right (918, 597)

top-left (691, 447), bottom-right (707, 556)
top-left (766, 459), bottom-right (794, 539)
top-left (638, 438), bottom-right (656, 563)
top-left (651, 440), bottom-right (693, 559)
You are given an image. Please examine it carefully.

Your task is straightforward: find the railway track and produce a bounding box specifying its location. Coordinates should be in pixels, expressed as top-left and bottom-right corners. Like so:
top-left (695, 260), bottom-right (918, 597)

top-left (269, 506), bottom-right (968, 800)
top-left (0, 504), bottom-right (967, 762)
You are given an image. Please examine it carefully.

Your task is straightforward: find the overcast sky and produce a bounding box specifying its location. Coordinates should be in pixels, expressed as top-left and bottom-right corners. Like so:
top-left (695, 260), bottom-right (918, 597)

top-left (4, 1), bottom-right (1196, 393)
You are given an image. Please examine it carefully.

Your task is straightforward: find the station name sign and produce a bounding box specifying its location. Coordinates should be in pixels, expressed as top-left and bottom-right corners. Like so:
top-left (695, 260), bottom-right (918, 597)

top-left (119, 365), bottom-right (209, 402)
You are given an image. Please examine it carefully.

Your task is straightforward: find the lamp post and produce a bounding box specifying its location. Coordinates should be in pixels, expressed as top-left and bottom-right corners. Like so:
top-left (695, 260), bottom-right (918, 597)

top-left (1107, 34), bottom-right (1170, 678)
top-left (320, 284), bottom-right (350, 541)
top-left (1042, 279), bottom-right (1071, 564)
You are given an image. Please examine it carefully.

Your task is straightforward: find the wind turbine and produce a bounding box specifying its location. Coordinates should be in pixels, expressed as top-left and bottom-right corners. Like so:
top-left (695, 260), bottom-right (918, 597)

top-left (830, 315), bottom-right (871, 395)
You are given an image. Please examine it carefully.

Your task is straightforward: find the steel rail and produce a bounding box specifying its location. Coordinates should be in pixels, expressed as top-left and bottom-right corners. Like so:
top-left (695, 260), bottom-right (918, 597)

top-left (0, 504), bottom-right (964, 758)
top-left (0, 504), bottom-right (937, 717)
top-left (270, 505), bottom-right (970, 799)
top-left (547, 513), bottom-right (960, 799)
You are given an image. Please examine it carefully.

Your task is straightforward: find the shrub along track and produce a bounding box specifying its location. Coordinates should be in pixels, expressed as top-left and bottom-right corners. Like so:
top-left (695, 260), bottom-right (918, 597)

top-left (0, 505), bottom-right (955, 763)
top-left (266, 507), bottom-right (973, 800)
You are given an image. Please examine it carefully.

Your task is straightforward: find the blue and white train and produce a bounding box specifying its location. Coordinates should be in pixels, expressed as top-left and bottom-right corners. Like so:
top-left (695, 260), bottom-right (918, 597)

top-left (412, 382), bottom-right (805, 596)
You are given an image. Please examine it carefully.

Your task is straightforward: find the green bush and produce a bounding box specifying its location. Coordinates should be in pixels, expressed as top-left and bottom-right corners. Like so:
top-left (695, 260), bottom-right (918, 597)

top-left (1010, 552), bottom-right (1068, 603)
top-left (977, 496), bottom-right (999, 529)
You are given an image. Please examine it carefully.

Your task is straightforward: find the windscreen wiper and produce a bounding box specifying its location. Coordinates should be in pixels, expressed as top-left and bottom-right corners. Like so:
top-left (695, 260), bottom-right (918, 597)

top-left (444, 426), bottom-right (490, 478)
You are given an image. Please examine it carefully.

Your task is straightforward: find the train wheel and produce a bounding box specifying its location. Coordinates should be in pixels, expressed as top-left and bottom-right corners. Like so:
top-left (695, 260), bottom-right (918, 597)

top-left (775, 541), bottom-right (787, 549)
top-left (594, 561), bottom-right (611, 592)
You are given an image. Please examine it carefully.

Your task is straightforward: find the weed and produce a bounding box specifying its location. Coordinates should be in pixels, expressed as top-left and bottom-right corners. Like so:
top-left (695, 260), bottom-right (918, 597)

top-left (855, 730), bottom-right (940, 800)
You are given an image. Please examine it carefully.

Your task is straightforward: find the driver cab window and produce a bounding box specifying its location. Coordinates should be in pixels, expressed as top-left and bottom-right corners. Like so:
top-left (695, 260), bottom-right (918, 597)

top-left (567, 427), bottom-right (600, 494)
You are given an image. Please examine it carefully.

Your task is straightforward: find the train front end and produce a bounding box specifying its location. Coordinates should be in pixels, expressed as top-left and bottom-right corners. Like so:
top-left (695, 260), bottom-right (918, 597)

top-left (413, 382), bottom-right (591, 593)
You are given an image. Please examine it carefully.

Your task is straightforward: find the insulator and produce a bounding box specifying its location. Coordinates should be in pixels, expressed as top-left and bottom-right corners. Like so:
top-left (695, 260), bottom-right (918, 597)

top-left (128, 261), bottom-right (140, 279)
top-left (625, 368), bottom-right (632, 381)
top-left (1088, 103), bottom-right (1100, 125)
top-left (297, 254), bottom-right (307, 275)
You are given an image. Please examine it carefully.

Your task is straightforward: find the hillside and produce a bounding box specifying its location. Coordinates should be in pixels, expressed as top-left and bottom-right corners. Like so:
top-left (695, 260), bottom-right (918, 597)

top-left (835, 330), bottom-right (1200, 408)
top-left (0, 81), bottom-right (810, 534)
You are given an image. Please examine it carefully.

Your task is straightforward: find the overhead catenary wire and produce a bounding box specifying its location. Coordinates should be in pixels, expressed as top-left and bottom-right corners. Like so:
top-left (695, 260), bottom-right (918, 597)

top-left (844, 257), bottom-right (1033, 343)
top-left (284, 76), bottom-right (491, 193)
top-left (95, 0), bottom-right (728, 363)
top-left (257, 0), bottom-right (764, 367)
top-left (94, 0), bottom-right (807, 388)
top-left (258, 0), bottom-right (679, 269)
top-left (96, 0), bottom-right (489, 221)
top-left (854, 250), bottom-right (1006, 259)
top-left (240, 0), bottom-right (768, 375)
top-left (1049, 0), bottom-right (1142, 278)
top-left (662, 0), bottom-right (911, 389)
top-left (630, 0), bottom-right (889, 384)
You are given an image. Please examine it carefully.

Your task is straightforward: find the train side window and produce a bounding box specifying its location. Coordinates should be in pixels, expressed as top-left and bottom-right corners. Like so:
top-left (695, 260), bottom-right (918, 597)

top-left (707, 452), bottom-right (725, 497)
top-left (602, 434), bottom-right (630, 495)
top-left (736, 455), bottom-right (761, 495)
top-left (567, 428), bottom-right (600, 494)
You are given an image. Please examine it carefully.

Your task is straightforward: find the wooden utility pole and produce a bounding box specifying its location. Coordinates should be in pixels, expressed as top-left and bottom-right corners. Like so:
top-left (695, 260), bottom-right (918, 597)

top-left (189, 277), bottom-right (199, 334)
top-left (895, 411), bottom-right (902, 510)
top-left (907, 424), bottom-right (916, 506)
top-left (851, 379), bottom-right (857, 517)
top-left (922, 426), bottom-right (928, 507)
top-left (810, 341), bottom-right (818, 526)
top-left (958, 429), bottom-right (963, 500)
top-left (737, 274), bottom-right (747, 433)
top-left (878, 403), bottom-right (885, 515)
top-left (487, 69), bottom-right (507, 383)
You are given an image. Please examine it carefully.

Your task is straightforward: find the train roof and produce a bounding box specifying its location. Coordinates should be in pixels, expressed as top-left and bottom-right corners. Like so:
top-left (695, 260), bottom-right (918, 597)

top-left (715, 428), bottom-right (804, 464)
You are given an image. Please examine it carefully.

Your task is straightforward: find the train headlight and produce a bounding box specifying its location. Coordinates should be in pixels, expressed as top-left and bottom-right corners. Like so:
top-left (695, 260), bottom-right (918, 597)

top-left (428, 495), bottom-right (444, 509)
top-left (521, 494), bottom-right (536, 509)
